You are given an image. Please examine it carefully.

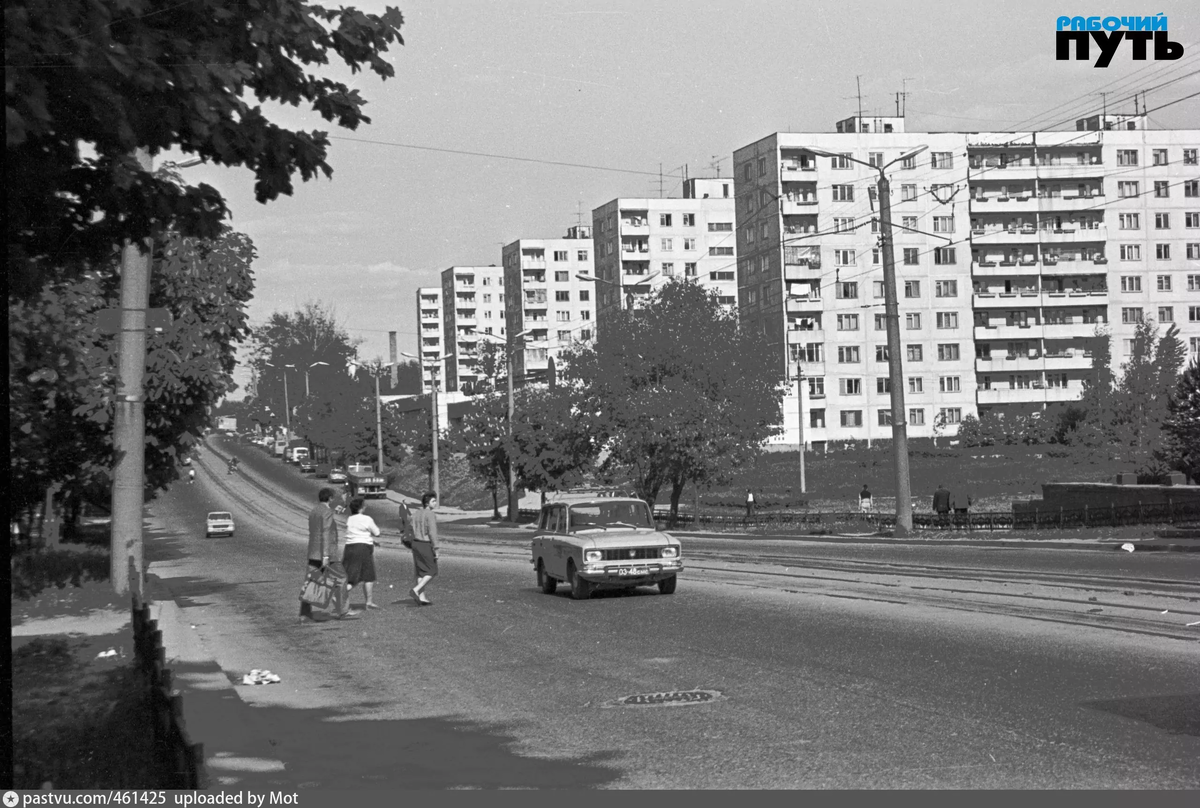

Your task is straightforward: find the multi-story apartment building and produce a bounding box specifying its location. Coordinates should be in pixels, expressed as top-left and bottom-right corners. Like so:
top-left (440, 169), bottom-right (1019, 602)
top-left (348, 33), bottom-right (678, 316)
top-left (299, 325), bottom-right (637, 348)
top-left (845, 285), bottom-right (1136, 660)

top-left (502, 226), bottom-right (595, 381)
top-left (415, 286), bottom-right (444, 394)
top-left (440, 265), bottom-right (506, 393)
top-left (734, 114), bottom-right (1199, 449)
top-left (589, 178), bottom-right (738, 329)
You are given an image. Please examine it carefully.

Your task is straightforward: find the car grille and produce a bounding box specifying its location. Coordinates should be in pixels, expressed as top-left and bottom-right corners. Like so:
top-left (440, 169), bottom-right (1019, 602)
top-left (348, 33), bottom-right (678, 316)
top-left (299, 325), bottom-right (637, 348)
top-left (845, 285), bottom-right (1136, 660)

top-left (601, 547), bottom-right (661, 561)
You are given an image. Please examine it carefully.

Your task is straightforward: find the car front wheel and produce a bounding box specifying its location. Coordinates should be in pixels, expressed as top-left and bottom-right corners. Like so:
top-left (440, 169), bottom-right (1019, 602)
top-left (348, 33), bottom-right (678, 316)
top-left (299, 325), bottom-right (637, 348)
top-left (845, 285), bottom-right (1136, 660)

top-left (568, 561), bottom-right (592, 600)
top-left (537, 560), bottom-right (556, 594)
top-left (657, 575), bottom-right (677, 595)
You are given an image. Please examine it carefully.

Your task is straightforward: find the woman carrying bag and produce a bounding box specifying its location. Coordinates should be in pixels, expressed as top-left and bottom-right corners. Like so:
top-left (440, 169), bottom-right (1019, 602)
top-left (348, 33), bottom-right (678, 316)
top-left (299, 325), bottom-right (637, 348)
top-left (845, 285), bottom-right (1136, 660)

top-left (409, 492), bottom-right (439, 606)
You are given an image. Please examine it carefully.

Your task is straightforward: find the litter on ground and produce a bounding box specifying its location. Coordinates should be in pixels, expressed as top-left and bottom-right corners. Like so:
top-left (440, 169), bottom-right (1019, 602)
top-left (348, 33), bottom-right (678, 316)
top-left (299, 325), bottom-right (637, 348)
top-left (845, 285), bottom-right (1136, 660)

top-left (242, 669), bottom-right (281, 685)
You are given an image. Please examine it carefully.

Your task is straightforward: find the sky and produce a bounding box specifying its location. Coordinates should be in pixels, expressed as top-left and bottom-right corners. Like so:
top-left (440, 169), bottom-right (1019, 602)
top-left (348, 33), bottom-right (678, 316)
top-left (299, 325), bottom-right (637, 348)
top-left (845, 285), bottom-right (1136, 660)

top-left (156, 0), bottom-right (1200, 396)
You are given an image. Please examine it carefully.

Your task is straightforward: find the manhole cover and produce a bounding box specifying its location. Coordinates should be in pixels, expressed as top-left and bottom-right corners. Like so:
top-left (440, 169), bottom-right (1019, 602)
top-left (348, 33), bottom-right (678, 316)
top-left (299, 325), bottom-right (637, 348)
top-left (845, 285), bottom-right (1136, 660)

top-left (600, 689), bottom-right (726, 708)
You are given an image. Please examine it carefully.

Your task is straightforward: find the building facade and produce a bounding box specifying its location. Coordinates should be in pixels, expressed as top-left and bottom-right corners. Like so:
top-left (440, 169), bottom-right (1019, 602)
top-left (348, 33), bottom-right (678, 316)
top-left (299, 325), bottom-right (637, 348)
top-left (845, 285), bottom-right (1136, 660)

top-left (439, 265), bottom-right (506, 393)
top-left (415, 286), bottom-right (444, 394)
top-left (733, 115), bottom-right (1199, 448)
top-left (502, 226), bottom-right (595, 382)
top-left (589, 178), bottom-right (738, 330)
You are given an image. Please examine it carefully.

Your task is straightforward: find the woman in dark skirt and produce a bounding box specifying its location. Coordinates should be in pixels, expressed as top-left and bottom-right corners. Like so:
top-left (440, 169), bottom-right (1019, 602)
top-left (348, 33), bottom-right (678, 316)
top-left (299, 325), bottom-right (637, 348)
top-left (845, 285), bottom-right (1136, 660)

top-left (409, 492), bottom-right (439, 605)
top-left (342, 497), bottom-right (382, 610)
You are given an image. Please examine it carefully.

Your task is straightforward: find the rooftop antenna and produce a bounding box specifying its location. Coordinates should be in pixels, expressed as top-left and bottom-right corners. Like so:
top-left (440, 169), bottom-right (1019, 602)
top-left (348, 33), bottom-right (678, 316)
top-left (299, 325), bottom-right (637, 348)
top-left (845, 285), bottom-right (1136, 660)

top-left (900, 77), bottom-right (914, 117)
top-left (1097, 91), bottom-right (1109, 121)
top-left (658, 162), bottom-right (665, 198)
top-left (711, 155), bottom-right (725, 178)
top-left (575, 201), bottom-right (584, 229)
top-left (857, 75), bottom-right (864, 124)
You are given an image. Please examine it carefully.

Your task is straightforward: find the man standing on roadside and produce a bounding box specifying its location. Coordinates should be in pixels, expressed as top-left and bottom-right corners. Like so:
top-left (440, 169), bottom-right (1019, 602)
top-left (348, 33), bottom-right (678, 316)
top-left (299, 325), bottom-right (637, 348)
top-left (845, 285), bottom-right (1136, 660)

top-left (859, 484), bottom-right (873, 513)
top-left (301, 487), bottom-right (357, 623)
top-left (932, 483), bottom-right (952, 526)
top-left (744, 489), bottom-right (756, 523)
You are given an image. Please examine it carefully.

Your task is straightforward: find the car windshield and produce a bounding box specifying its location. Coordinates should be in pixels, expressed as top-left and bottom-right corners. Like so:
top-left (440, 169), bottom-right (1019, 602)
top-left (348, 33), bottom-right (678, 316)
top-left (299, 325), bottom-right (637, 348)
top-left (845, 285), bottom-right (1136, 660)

top-left (567, 502), bottom-right (653, 531)
top-left (208, 512), bottom-right (232, 521)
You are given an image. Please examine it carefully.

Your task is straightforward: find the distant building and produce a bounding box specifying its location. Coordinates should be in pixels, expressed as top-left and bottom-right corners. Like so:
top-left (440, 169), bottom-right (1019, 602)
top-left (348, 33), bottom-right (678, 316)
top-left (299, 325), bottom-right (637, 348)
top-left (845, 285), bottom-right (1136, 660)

top-left (415, 286), bottom-right (444, 394)
top-left (589, 178), bottom-right (738, 333)
top-left (733, 114), bottom-right (1200, 449)
top-left (502, 225), bottom-right (595, 383)
top-left (441, 266), bottom-right (506, 393)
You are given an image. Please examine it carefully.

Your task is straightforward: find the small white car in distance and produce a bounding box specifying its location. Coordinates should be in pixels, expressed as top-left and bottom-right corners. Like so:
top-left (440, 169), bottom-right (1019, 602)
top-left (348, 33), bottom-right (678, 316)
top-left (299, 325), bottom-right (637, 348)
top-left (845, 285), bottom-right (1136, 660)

top-left (530, 498), bottom-right (682, 600)
top-left (205, 511), bottom-right (235, 538)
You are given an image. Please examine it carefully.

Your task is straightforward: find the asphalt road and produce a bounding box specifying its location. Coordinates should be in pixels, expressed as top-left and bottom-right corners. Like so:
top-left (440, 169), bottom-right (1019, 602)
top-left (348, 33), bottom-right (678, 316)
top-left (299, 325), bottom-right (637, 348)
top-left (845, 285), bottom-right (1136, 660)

top-left (150, 438), bottom-right (1200, 789)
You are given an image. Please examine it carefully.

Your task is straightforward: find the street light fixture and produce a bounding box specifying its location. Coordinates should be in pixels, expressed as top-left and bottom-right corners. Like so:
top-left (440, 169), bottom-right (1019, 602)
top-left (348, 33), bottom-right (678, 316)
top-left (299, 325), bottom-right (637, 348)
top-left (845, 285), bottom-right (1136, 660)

top-left (473, 329), bottom-right (531, 522)
top-left (400, 350), bottom-right (455, 500)
top-left (576, 271), bottom-right (660, 311)
top-left (348, 359), bottom-right (391, 476)
top-left (803, 144), bottom-right (928, 536)
top-left (303, 361), bottom-right (329, 397)
top-left (262, 362), bottom-right (292, 452)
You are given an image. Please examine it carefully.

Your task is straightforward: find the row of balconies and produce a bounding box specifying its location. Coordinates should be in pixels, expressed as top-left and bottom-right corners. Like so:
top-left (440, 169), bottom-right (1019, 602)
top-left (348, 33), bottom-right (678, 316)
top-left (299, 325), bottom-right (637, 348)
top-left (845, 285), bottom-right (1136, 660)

top-left (972, 290), bottom-right (1107, 307)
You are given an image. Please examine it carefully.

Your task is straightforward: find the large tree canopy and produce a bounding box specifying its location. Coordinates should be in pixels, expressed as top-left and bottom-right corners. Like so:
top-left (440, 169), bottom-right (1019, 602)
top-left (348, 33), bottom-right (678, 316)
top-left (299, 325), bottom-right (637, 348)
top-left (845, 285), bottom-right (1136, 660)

top-left (6, 0), bottom-right (404, 297)
top-left (563, 280), bottom-right (784, 522)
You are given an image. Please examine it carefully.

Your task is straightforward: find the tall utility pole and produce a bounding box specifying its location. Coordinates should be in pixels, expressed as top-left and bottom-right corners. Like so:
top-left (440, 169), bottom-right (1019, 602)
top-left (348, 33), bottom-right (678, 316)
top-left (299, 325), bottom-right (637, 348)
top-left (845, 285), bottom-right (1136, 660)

top-left (373, 368), bottom-right (384, 474)
top-left (810, 145), bottom-right (925, 535)
top-left (877, 170), bottom-right (913, 535)
top-left (795, 365), bottom-right (806, 494)
top-left (430, 363), bottom-right (441, 500)
top-left (110, 148), bottom-right (153, 598)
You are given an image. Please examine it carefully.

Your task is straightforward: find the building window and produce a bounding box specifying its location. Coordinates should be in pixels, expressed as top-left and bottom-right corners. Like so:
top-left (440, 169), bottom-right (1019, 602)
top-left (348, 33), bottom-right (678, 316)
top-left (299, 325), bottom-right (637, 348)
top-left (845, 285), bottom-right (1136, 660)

top-left (936, 312), bottom-right (959, 329)
top-left (1117, 149), bottom-right (1139, 166)
top-left (939, 376), bottom-right (961, 393)
top-left (1120, 275), bottom-right (1142, 292)
top-left (902, 184), bottom-right (917, 201)
top-left (553, 250), bottom-right (568, 261)
top-left (578, 250), bottom-right (589, 261)
top-left (685, 262), bottom-right (697, 277)
top-left (555, 290), bottom-right (570, 301)
top-left (581, 310), bottom-right (590, 320)
top-left (837, 282), bottom-right (859, 300)
top-left (902, 216), bottom-right (918, 230)
top-left (1159, 306), bottom-right (1174, 323)
top-left (708, 247), bottom-right (734, 256)
top-left (832, 153), bottom-right (852, 169)
top-left (906, 313), bottom-right (922, 330)
top-left (837, 313), bottom-right (860, 330)
top-left (932, 216), bottom-right (955, 233)
top-left (661, 238), bottom-right (673, 251)
top-left (579, 289), bottom-right (590, 301)
top-left (1118, 181), bottom-right (1139, 198)
top-left (937, 343), bottom-right (960, 361)
top-left (935, 280), bottom-right (958, 298)
top-left (1156, 244), bottom-right (1171, 260)
top-left (909, 408), bottom-right (925, 426)
top-left (835, 249), bottom-right (856, 266)
top-left (659, 213), bottom-right (673, 227)
top-left (876, 377), bottom-right (891, 394)
top-left (907, 344), bottom-right (924, 362)
top-left (1185, 149), bottom-right (1198, 166)
top-left (1186, 212), bottom-right (1200, 228)
top-left (1188, 244), bottom-right (1200, 260)
top-left (874, 313), bottom-right (886, 331)
top-left (1118, 213), bottom-right (1140, 230)
top-left (1155, 213), bottom-right (1171, 230)
top-left (838, 346), bottom-right (861, 363)
top-left (901, 154), bottom-right (917, 170)
top-left (931, 152), bottom-right (953, 168)
top-left (840, 410), bottom-right (863, 427)
top-left (552, 271), bottom-right (567, 282)
top-left (1187, 180), bottom-right (1200, 197)
top-left (808, 377), bottom-right (825, 397)
top-left (876, 345), bottom-right (890, 361)
top-left (683, 238), bottom-right (696, 250)
top-left (904, 280), bottom-right (921, 298)
top-left (832, 185), bottom-right (855, 202)
top-left (873, 281), bottom-right (885, 299)
top-left (939, 408), bottom-right (963, 425)
top-left (1152, 149), bottom-right (1168, 166)
top-left (557, 311), bottom-right (570, 322)
top-left (1191, 306), bottom-right (1200, 322)
top-left (834, 217), bottom-right (855, 233)
top-left (908, 377), bottom-right (923, 394)
top-left (662, 262), bottom-right (675, 277)
top-left (810, 409), bottom-right (826, 428)
top-left (933, 247), bottom-right (957, 265)
top-left (868, 152), bottom-right (884, 168)
top-left (1154, 181), bottom-right (1170, 199)
top-left (557, 330), bottom-right (571, 342)
top-left (1158, 274), bottom-right (1174, 292)
top-left (903, 248), bottom-right (919, 266)
top-left (872, 248), bottom-right (881, 265)
top-left (708, 222), bottom-right (733, 231)
top-left (1120, 244), bottom-right (1141, 261)
top-left (839, 378), bottom-right (862, 396)
top-left (876, 409), bottom-right (893, 426)
top-left (1121, 307), bottom-right (1144, 324)
top-left (682, 213), bottom-right (695, 227)
top-left (709, 270), bottom-right (734, 280)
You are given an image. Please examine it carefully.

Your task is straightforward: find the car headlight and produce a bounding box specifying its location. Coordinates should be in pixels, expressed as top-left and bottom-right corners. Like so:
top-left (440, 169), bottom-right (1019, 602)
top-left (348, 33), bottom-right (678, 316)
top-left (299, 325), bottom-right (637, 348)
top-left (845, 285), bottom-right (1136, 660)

top-left (660, 546), bottom-right (679, 559)
top-left (584, 550), bottom-right (602, 563)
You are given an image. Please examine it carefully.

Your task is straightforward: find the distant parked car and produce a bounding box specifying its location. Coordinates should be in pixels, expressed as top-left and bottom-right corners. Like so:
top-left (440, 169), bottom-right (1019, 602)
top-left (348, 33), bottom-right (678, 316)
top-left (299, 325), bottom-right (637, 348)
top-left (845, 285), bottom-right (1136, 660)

top-left (314, 463), bottom-right (331, 478)
top-left (530, 498), bottom-right (682, 600)
top-left (205, 511), bottom-right (235, 538)
top-left (298, 458), bottom-right (317, 474)
top-left (328, 467), bottom-right (348, 484)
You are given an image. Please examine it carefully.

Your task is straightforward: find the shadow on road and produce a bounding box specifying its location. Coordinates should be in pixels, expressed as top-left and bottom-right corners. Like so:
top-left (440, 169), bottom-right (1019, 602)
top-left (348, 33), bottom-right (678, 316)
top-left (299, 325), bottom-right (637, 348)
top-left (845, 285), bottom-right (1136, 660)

top-left (1083, 692), bottom-right (1200, 737)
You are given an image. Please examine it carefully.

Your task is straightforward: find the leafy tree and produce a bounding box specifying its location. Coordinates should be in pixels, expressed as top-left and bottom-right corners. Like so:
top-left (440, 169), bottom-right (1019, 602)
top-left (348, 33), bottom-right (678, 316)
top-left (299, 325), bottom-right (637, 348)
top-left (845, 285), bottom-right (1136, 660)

top-left (509, 385), bottom-right (598, 507)
top-left (7, 0), bottom-right (405, 299)
top-left (563, 280), bottom-right (784, 524)
top-left (1163, 359), bottom-right (1200, 482)
top-left (9, 228), bottom-right (255, 532)
top-left (450, 342), bottom-right (511, 518)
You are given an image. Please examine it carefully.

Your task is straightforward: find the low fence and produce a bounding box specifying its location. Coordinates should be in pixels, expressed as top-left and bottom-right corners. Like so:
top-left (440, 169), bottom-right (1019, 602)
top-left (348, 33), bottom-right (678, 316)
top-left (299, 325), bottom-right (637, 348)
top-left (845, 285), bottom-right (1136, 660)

top-left (131, 596), bottom-right (206, 789)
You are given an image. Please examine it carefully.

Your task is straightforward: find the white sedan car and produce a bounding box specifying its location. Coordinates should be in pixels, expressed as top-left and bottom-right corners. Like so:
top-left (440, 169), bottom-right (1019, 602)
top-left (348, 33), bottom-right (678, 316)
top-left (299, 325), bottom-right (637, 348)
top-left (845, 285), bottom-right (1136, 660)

top-left (530, 498), bottom-right (682, 600)
top-left (205, 511), bottom-right (235, 538)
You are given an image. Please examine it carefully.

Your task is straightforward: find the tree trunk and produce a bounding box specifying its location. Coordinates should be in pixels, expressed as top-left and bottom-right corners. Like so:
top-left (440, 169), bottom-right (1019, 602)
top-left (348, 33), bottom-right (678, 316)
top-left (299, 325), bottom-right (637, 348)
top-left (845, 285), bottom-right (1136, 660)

top-left (668, 477), bottom-right (686, 529)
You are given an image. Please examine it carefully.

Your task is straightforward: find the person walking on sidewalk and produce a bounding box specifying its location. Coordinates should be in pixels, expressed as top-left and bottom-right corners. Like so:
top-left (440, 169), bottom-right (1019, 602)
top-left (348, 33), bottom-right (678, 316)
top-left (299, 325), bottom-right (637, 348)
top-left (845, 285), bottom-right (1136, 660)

top-left (932, 483), bottom-right (952, 527)
top-left (343, 496), bottom-right (382, 610)
top-left (409, 492), bottom-right (440, 606)
top-left (744, 489), bottom-right (756, 523)
top-left (301, 487), bottom-right (357, 623)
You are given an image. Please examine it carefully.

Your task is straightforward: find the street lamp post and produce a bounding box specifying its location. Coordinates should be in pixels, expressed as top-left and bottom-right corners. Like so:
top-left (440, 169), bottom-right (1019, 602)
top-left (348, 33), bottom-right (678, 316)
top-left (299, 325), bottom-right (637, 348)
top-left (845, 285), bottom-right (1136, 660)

top-left (263, 362), bottom-right (292, 452)
top-left (348, 360), bottom-right (387, 475)
top-left (401, 351), bottom-right (454, 500)
top-left (806, 145), bottom-right (928, 536)
top-left (474, 329), bottom-right (531, 522)
top-left (304, 361), bottom-right (329, 397)
top-left (796, 364), bottom-right (806, 494)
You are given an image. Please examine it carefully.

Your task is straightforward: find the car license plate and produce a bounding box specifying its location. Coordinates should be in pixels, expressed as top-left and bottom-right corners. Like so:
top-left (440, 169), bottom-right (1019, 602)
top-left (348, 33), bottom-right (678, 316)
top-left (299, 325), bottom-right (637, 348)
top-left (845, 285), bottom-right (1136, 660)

top-left (618, 566), bottom-right (648, 576)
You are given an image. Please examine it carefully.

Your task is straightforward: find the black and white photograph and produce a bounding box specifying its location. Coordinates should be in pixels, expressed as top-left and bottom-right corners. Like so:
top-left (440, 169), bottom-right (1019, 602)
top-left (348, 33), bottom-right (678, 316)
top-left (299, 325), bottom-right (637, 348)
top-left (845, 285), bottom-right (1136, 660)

top-left (8, 0), bottom-right (1200, 794)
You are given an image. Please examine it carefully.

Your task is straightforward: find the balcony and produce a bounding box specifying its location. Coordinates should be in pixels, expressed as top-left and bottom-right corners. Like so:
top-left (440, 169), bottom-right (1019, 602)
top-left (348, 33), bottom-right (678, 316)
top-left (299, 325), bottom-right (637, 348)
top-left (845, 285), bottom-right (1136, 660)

top-left (977, 387), bottom-right (1045, 405)
top-left (521, 259), bottom-right (546, 270)
top-left (781, 160), bottom-right (817, 174)
top-left (620, 214), bottom-right (649, 232)
top-left (784, 262), bottom-right (821, 281)
top-left (1039, 225), bottom-right (1107, 244)
top-left (970, 196), bottom-right (1038, 213)
top-left (1036, 193), bottom-right (1105, 211)
top-left (974, 323), bottom-right (1043, 340)
top-left (1043, 322), bottom-right (1104, 339)
top-left (1044, 352), bottom-right (1092, 369)
top-left (970, 227), bottom-right (1040, 246)
top-left (973, 291), bottom-right (1038, 308)
top-left (972, 261), bottom-right (1041, 277)
top-left (1041, 257), bottom-right (1107, 275)
top-left (781, 198), bottom-right (819, 215)
top-left (786, 296), bottom-right (823, 313)
top-left (787, 328), bottom-right (825, 344)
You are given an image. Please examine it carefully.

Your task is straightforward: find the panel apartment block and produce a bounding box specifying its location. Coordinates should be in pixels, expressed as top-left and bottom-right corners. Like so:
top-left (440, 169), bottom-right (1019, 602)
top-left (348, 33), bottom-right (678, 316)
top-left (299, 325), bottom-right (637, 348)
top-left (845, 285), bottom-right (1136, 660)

top-left (734, 114), bottom-right (1200, 449)
top-left (440, 265), bottom-right (506, 393)
top-left (589, 178), bottom-right (738, 329)
top-left (502, 226), bottom-right (595, 382)
top-left (415, 286), bottom-right (444, 394)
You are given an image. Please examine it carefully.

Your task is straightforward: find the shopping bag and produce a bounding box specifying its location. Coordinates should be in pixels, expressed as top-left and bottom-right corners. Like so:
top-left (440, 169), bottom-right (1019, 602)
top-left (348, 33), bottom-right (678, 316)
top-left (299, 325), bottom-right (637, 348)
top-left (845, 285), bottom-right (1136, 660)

top-left (299, 564), bottom-right (345, 608)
